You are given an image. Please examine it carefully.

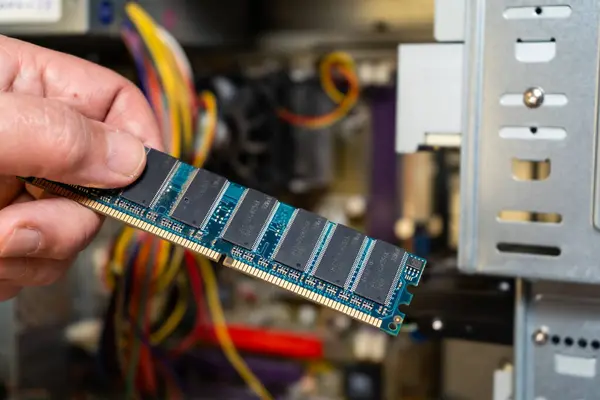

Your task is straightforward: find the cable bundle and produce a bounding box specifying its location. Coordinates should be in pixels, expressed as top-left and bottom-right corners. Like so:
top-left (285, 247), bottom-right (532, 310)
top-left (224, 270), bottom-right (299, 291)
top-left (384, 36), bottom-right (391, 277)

top-left (105, 3), bottom-right (272, 399)
top-left (102, 4), bottom-right (361, 399)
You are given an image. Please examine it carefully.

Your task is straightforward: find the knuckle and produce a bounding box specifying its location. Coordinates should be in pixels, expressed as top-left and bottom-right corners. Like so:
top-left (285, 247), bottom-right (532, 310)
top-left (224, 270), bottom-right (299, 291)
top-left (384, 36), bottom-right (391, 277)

top-left (0, 258), bottom-right (61, 286)
top-left (50, 201), bottom-right (97, 257)
top-left (16, 259), bottom-right (32, 281)
top-left (24, 258), bottom-right (64, 286)
top-left (0, 258), bottom-right (32, 282)
top-left (33, 267), bottom-right (62, 286)
top-left (0, 42), bottom-right (18, 92)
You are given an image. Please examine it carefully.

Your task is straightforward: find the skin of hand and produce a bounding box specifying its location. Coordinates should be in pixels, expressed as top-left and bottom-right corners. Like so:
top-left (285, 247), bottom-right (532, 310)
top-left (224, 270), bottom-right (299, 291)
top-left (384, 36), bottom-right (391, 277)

top-left (0, 35), bottom-right (163, 300)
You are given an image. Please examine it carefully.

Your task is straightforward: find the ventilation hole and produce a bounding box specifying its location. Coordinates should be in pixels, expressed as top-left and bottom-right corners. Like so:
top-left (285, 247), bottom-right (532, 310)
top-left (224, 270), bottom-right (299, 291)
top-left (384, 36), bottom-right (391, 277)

top-left (591, 340), bottom-right (599, 350)
top-left (550, 37), bottom-right (556, 42)
top-left (504, 6), bottom-right (572, 20)
top-left (498, 210), bottom-right (561, 224)
top-left (497, 243), bottom-right (561, 256)
top-left (579, 338), bottom-right (588, 348)
top-left (514, 40), bottom-right (557, 63)
top-left (564, 337), bottom-right (574, 346)
top-left (388, 323), bottom-right (397, 331)
top-left (511, 158), bottom-right (551, 181)
top-left (551, 335), bottom-right (560, 345)
top-left (500, 126), bottom-right (566, 140)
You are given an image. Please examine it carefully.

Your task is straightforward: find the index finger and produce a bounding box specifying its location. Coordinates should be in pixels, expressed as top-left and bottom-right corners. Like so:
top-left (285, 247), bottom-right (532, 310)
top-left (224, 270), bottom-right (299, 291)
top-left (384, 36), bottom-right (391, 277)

top-left (0, 35), bottom-right (163, 150)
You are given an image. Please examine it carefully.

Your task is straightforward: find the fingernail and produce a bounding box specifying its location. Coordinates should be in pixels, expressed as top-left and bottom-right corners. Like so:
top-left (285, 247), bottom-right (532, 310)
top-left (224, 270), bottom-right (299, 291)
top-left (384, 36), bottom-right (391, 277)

top-left (0, 229), bottom-right (40, 257)
top-left (105, 130), bottom-right (146, 178)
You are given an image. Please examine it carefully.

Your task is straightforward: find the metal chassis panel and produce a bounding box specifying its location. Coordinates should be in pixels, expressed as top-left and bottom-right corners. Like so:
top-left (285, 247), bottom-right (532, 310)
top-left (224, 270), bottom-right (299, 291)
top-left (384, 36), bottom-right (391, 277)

top-left (515, 280), bottom-right (600, 400)
top-left (459, 0), bottom-right (600, 283)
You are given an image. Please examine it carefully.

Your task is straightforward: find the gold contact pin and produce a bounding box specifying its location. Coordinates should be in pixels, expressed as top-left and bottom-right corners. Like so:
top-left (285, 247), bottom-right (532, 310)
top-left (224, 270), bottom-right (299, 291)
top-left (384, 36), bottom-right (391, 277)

top-left (28, 180), bottom-right (385, 330)
top-left (221, 258), bottom-right (382, 328)
top-left (27, 180), bottom-right (221, 262)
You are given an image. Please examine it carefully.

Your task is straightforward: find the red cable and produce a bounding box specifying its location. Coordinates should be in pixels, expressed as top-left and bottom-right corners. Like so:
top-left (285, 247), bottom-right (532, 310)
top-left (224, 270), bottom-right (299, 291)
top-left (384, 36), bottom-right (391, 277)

top-left (277, 66), bottom-right (359, 128)
top-left (170, 251), bottom-right (208, 356)
top-left (157, 362), bottom-right (182, 400)
top-left (140, 241), bottom-right (159, 395)
top-left (145, 59), bottom-right (164, 132)
top-left (127, 242), bottom-right (143, 391)
top-left (128, 240), bottom-right (157, 395)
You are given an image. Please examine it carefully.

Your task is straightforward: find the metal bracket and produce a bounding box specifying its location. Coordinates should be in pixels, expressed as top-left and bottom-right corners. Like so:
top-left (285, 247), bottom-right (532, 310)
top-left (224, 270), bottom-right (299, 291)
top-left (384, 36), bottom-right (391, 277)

top-left (515, 280), bottom-right (600, 400)
top-left (396, 43), bottom-right (463, 153)
top-left (459, 0), bottom-right (600, 283)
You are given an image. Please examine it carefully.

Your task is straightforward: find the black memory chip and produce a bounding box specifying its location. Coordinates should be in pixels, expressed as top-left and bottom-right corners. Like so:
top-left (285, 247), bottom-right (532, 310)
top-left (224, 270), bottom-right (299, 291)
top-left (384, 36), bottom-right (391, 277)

top-left (313, 225), bottom-right (366, 288)
top-left (171, 169), bottom-right (227, 229)
top-left (222, 189), bottom-right (277, 250)
top-left (405, 256), bottom-right (425, 271)
top-left (353, 241), bottom-right (406, 305)
top-left (121, 148), bottom-right (178, 206)
top-left (273, 209), bottom-right (327, 271)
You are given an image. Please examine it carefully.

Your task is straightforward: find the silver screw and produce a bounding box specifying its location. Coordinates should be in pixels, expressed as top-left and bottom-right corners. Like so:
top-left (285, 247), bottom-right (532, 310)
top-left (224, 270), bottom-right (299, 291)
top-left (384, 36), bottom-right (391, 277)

top-left (532, 327), bottom-right (548, 345)
top-left (523, 87), bottom-right (544, 108)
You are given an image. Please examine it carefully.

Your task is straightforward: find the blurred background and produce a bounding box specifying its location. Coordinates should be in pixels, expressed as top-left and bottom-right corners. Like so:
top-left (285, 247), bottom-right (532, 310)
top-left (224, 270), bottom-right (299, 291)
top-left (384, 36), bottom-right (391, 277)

top-left (0, 1), bottom-right (514, 399)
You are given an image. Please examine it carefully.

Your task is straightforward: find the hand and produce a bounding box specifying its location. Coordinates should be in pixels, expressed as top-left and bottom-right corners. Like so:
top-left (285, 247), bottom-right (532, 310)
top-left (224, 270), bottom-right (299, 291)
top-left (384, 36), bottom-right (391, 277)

top-left (0, 35), bottom-right (162, 300)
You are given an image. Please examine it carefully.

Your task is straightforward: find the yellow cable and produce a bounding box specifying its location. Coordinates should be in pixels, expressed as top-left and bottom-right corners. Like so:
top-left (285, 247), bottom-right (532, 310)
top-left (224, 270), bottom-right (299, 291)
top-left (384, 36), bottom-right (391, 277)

top-left (278, 51), bottom-right (359, 129)
top-left (198, 257), bottom-right (273, 400)
top-left (125, 2), bottom-right (177, 295)
top-left (110, 231), bottom-right (175, 290)
top-left (143, 8), bottom-right (192, 154)
top-left (125, 3), bottom-right (182, 158)
top-left (150, 247), bottom-right (187, 344)
top-left (126, 2), bottom-right (190, 296)
top-left (277, 65), bottom-right (359, 130)
top-left (157, 33), bottom-right (193, 152)
top-left (319, 51), bottom-right (356, 104)
top-left (156, 28), bottom-right (193, 153)
top-left (120, 20), bottom-right (191, 351)
top-left (151, 277), bottom-right (188, 344)
top-left (112, 8), bottom-right (194, 392)
top-left (155, 244), bottom-right (184, 293)
top-left (115, 227), bottom-right (136, 270)
top-left (150, 94), bottom-right (215, 343)
top-left (104, 227), bottom-right (137, 291)
top-left (115, 269), bottom-right (129, 388)
top-left (194, 91), bottom-right (218, 168)
top-left (154, 239), bottom-right (171, 278)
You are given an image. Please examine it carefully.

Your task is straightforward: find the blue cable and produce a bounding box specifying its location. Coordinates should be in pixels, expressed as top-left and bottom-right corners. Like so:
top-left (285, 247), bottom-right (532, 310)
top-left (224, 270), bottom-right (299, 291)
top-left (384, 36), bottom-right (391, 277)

top-left (126, 314), bottom-right (187, 396)
top-left (121, 20), bottom-right (149, 99)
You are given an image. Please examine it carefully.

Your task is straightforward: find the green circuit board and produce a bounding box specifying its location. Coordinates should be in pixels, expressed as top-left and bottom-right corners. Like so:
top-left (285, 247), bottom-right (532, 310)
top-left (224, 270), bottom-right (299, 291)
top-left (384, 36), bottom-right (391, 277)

top-left (23, 148), bottom-right (426, 335)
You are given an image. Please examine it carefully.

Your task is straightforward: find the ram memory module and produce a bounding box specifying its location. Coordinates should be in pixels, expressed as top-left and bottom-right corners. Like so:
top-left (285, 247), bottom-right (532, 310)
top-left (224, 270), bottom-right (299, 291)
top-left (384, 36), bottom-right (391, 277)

top-left (22, 148), bottom-right (426, 336)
